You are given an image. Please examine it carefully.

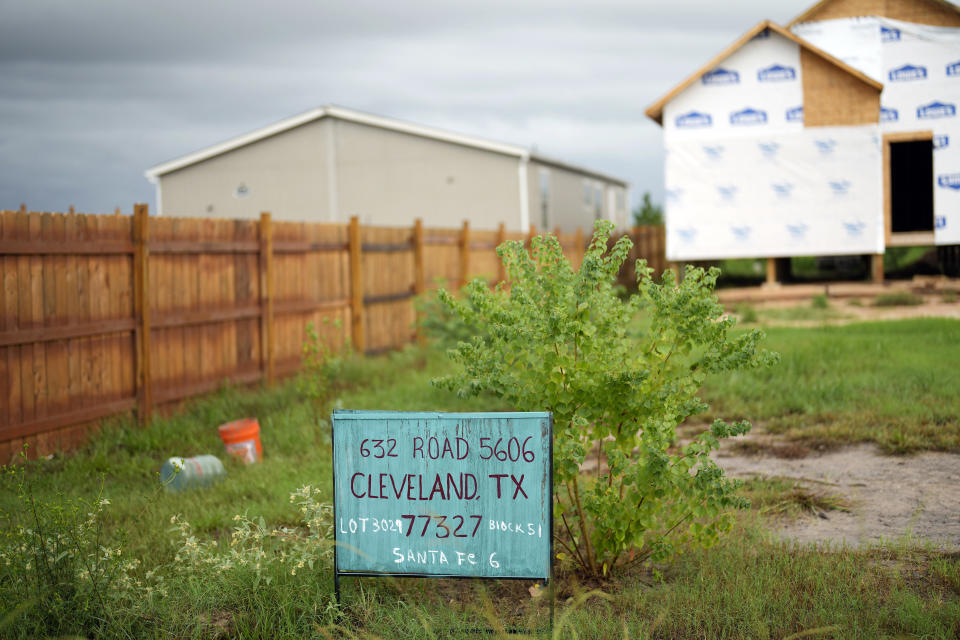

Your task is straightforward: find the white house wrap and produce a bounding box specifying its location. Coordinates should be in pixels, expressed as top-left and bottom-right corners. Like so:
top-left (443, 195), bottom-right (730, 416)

top-left (795, 17), bottom-right (960, 245)
top-left (647, 0), bottom-right (960, 265)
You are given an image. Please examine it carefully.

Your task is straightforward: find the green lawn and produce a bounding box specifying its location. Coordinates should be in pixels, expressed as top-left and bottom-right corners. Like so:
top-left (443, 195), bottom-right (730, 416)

top-left (702, 318), bottom-right (960, 453)
top-left (2, 319), bottom-right (959, 638)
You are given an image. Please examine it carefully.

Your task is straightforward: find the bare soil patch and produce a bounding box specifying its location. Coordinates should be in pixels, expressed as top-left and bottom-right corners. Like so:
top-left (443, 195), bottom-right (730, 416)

top-left (760, 295), bottom-right (960, 326)
top-left (713, 438), bottom-right (960, 549)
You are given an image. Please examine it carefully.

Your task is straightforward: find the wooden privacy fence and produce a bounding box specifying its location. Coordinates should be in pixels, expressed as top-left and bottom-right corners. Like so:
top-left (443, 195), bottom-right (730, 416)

top-left (0, 206), bottom-right (665, 458)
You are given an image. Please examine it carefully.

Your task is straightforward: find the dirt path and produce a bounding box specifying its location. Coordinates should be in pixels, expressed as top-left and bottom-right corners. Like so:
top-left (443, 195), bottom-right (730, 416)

top-left (748, 296), bottom-right (960, 327)
top-left (713, 441), bottom-right (960, 549)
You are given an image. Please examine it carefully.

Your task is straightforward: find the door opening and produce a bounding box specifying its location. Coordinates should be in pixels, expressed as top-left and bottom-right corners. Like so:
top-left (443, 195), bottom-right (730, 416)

top-left (889, 139), bottom-right (934, 233)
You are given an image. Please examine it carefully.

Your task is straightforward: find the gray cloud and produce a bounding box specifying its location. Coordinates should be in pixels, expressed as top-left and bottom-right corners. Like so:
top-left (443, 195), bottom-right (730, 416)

top-left (0, 0), bottom-right (816, 213)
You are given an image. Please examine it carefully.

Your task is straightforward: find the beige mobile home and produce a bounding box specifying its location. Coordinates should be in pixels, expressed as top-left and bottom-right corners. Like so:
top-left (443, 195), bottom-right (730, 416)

top-left (145, 106), bottom-right (629, 233)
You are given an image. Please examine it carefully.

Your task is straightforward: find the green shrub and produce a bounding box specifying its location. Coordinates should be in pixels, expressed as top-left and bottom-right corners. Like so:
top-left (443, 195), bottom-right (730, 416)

top-left (170, 485), bottom-right (334, 585)
top-left (435, 221), bottom-right (777, 577)
top-left (414, 282), bottom-right (486, 349)
top-left (298, 319), bottom-right (348, 425)
top-left (874, 292), bottom-right (924, 307)
top-left (811, 293), bottom-right (829, 309)
top-left (0, 460), bottom-right (165, 637)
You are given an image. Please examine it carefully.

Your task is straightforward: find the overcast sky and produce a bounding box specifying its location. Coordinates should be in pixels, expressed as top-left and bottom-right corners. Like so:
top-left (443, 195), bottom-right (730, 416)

top-left (1, 0), bottom-right (818, 215)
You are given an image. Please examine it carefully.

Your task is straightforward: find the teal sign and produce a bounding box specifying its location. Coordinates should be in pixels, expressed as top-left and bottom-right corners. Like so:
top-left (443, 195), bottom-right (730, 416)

top-left (331, 410), bottom-right (553, 579)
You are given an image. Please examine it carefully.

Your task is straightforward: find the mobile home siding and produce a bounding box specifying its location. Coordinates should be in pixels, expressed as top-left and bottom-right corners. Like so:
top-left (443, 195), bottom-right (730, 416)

top-left (158, 119), bottom-right (331, 220)
top-left (529, 161), bottom-right (626, 232)
top-left (333, 119), bottom-right (523, 231)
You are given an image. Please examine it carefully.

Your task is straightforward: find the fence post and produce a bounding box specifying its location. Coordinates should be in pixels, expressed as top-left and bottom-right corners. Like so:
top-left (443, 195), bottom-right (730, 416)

top-left (459, 220), bottom-right (471, 289)
top-left (574, 227), bottom-right (584, 270)
top-left (496, 222), bottom-right (506, 284)
top-left (527, 223), bottom-right (536, 250)
top-left (657, 225), bottom-right (666, 276)
top-left (132, 203), bottom-right (152, 426)
top-left (349, 215), bottom-right (365, 354)
top-left (413, 218), bottom-right (425, 344)
top-left (259, 212), bottom-right (275, 385)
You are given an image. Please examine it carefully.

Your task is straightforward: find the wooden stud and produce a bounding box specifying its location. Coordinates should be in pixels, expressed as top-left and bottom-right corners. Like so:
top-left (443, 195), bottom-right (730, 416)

top-left (132, 203), bottom-right (152, 425)
top-left (259, 212), bottom-right (275, 386)
top-left (765, 257), bottom-right (778, 287)
top-left (870, 253), bottom-right (885, 283)
top-left (459, 220), bottom-right (471, 290)
top-left (348, 215), bottom-right (364, 354)
top-left (883, 136), bottom-right (892, 247)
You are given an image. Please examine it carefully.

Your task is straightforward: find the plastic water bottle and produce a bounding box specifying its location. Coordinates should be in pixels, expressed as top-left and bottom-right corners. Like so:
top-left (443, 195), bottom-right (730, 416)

top-left (160, 455), bottom-right (226, 492)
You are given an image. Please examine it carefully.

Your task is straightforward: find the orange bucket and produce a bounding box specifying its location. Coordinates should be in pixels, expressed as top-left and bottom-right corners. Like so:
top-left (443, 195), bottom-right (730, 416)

top-left (218, 417), bottom-right (263, 464)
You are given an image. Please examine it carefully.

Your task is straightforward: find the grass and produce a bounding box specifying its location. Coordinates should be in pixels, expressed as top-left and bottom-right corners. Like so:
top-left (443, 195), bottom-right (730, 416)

top-left (702, 318), bottom-right (960, 453)
top-left (3, 318), bottom-right (960, 637)
top-left (732, 301), bottom-right (849, 326)
top-left (738, 476), bottom-right (850, 518)
top-left (874, 292), bottom-right (925, 307)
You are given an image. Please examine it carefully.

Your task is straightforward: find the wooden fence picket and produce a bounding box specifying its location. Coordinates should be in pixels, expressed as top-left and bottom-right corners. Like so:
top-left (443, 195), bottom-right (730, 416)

top-left (0, 208), bottom-right (664, 455)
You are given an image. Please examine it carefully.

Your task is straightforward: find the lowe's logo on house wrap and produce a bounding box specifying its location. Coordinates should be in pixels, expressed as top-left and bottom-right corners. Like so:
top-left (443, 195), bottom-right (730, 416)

top-left (917, 101), bottom-right (956, 119)
top-left (702, 68), bottom-right (740, 85)
top-left (880, 107), bottom-right (899, 122)
top-left (938, 174), bottom-right (960, 190)
top-left (702, 145), bottom-right (725, 161)
top-left (717, 186), bottom-right (738, 202)
top-left (814, 139), bottom-right (837, 155)
top-left (758, 64), bottom-right (796, 82)
top-left (947, 61), bottom-right (960, 77)
top-left (830, 180), bottom-right (852, 196)
top-left (888, 64), bottom-right (927, 81)
top-left (676, 228), bottom-right (697, 243)
top-left (786, 224), bottom-right (808, 240)
top-left (730, 108), bottom-right (767, 126)
top-left (843, 222), bottom-right (866, 237)
top-left (730, 226), bottom-right (752, 241)
top-left (758, 142), bottom-right (780, 158)
top-left (772, 183), bottom-right (793, 199)
top-left (934, 135), bottom-right (949, 150)
top-left (881, 26), bottom-right (901, 42)
top-left (675, 111), bottom-right (713, 128)
top-left (786, 106), bottom-right (804, 123)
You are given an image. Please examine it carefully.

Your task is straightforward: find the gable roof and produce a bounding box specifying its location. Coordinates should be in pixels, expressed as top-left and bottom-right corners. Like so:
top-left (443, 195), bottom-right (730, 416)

top-left (788, 0), bottom-right (960, 27)
top-left (644, 20), bottom-right (883, 126)
top-left (145, 105), bottom-right (529, 179)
